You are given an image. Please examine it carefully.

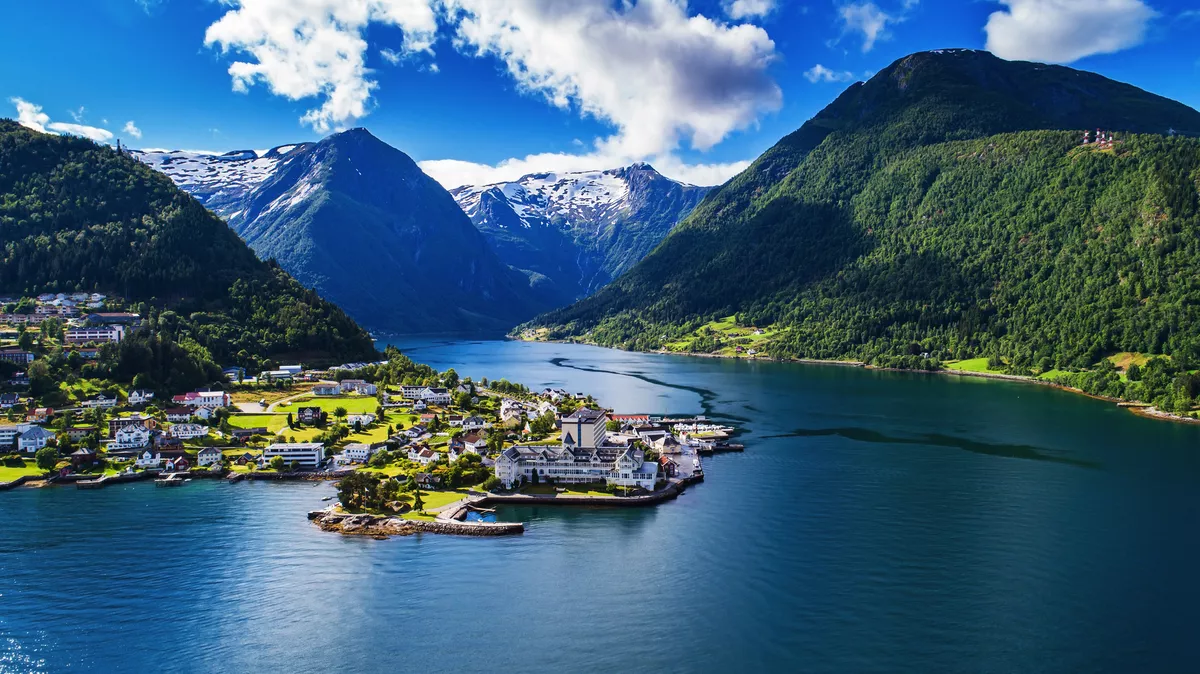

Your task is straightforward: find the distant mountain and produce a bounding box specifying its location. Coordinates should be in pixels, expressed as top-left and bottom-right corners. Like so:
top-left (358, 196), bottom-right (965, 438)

top-left (450, 164), bottom-right (710, 299)
top-left (136, 129), bottom-right (556, 334)
top-left (527, 49), bottom-right (1200, 371)
top-left (0, 119), bottom-right (377, 373)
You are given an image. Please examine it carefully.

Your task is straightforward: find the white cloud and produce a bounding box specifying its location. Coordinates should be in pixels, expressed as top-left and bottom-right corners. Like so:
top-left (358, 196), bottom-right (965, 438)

top-left (204, 0), bottom-right (439, 132)
top-left (804, 64), bottom-right (856, 83)
top-left (419, 150), bottom-right (750, 189)
top-left (123, 120), bottom-right (143, 139)
top-left (444, 0), bottom-right (780, 159)
top-left (837, 2), bottom-right (894, 53)
top-left (10, 97), bottom-right (50, 133)
top-left (10, 98), bottom-right (114, 142)
top-left (46, 122), bottom-right (114, 142)
top-left (69, 106), bottom-right (86, 123)
top-left (985, 0), bottom-right (1156, 64)
top-left (723, 0), bottom-right (775, 19)
top-left (380, 47), bottom-right (403, 65)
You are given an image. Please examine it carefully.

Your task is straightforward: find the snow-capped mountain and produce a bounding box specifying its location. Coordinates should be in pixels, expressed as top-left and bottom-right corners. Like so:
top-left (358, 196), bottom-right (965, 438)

top-left (451, 164), bottom-right (712, 298)
top-left (134, 130), bottom-right (557, 334)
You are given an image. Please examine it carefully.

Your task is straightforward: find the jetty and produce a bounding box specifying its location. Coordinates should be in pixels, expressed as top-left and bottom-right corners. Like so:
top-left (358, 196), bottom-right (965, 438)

top-left (155, 473), bottom-right (186, 487)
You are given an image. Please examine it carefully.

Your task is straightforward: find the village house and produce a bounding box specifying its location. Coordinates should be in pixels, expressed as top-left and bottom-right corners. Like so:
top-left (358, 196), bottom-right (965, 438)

top-left (339, 379), bottom-right (378, 395)
top-left (64, 325), bottom-right (125, 345)
top-left (413, 400), bottom-right (428, 412)
top-left (165, 408), bottom-right (193, 423)
top-left (400, 385), bottom-right (425, 400)
top-left (18, 425), bottom-right (55, 453)
top-left (127, 389), bottom-right (154, 406)
top-left (460, 432), bottom-right (488, 454)
top-left (108, 414), bottom-right (151, 437)
top-left (234, 452), bottom-right (257, 466)
top-left (197, 447), bottom-right (223, 467)
top-left (162, 455), bottom-right (190, 472)
top-left (312, 384), bottom-right (340, 396)
top-left (111, 425), bottom-right (151, 450)
top-left (70, 447), bottom-right (98, 467)
top-left (423, 387), bottom-right (451, 405)
top-left (169, 423), bottom-right (207, 439)
top-left (172, 390), bottom-right (230, 408)
top-left (336, 443), bottom-right (373, 465)
top-left (346, 413), bottom-right (376, 427)
top-left (408, 446), bottom-right (440, 465)
top-left (415, 472), bottom-right (442, 489)
top-left (447, 414), bottom-right (463, 427)
top-left (0, 392), bottom-right (19, 408)
top-left (64, 426), bottom-right (96, 442)
top-left (0, 348), bottom-right (35, 365)
top-left (297, 406), bottom-right (322, 424)
top-left (419, 413), bottom-right (436, 425)
top-left (230, 427), bottom-right (268, 443)
top-left (136, 449), bottom-right (162, 468)
top-left (85, 312), bottom-right (140, 325)
top-left (462, 415), bottom-right (489, 431)
top-left (82, 393), bottom-right (118, 409)
top-left (26, 408), bottom-right (53, 424)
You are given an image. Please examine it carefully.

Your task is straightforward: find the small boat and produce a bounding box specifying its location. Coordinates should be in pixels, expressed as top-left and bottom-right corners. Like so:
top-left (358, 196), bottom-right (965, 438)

top-left (321, 496), bottom-right (334, 501)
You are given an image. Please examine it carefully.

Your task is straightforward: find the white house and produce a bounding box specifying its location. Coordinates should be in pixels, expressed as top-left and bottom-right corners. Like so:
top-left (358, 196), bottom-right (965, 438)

top-left (346, 413), bottom-right (376, 427)
top-left (128, 389), bottom-right (154, 406)
top-left (413, 400), bottom-right (428, 412)
top-left (342, 443), bottom-right (373, 463)
top-left (82, 394), bottom-right (118, 409)
top-left (112, 425), bottom-right (151, 450)
top-left (460, 433), bottom-right (488, 454)
top-left (135, 449), bottom-right (162, 468)
top-left (263, 442), bottom-right (324, 468)
top-left (462, 416), bottom-right (489, 431)
top-left (422, 387), bottom-right (451, 405)
top-left (339, 379), bottom-right (378, 395)
top-left (312, 384), bottom-right (340, 396)
top-left (197, 447), bottom-right (223, 467)
top-left (169, 423), bottom-right (207, 439)
top-left (18, 425), bottom-right (54, 453)
top-left (193, 406), bottom-right (216, 421)
top-left (0, 424), bottom-right (30, 448)
top-left (165, 408), bottom-right (192, 423)
top-left (173, 391), bottom-right (230, 408)
top-left (447, 415), bottom-right (463, 427)
top-left (408, 446), bottom-right (440, 465)
top-left (400, 385), bottom-right (425, 400)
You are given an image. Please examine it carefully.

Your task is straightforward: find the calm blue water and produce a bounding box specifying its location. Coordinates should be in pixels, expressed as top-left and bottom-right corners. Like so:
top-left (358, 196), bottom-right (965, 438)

top-left (3, 339), bottom-right (1200, 673)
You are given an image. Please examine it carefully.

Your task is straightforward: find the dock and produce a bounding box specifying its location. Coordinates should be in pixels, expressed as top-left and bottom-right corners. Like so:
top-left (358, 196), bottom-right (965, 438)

top-left (155, 473), bottom-right (186, 487)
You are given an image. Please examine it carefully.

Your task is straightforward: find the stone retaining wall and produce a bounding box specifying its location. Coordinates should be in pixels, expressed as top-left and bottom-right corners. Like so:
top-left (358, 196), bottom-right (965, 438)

top-left (309, 510), bottom-right (524, 537)
top-left (0, 474), bottom-right (38, 491)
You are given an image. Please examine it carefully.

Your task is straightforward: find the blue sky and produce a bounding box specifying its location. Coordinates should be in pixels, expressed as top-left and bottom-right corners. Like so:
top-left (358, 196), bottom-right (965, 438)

top-left (3, 0), bottom-right (1198, 187)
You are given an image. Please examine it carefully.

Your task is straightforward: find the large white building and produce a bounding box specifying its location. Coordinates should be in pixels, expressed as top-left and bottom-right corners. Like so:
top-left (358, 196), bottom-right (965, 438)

top-left (561, 407), bottom-right (607, 450)
top-left (64, 325), bottom-right (124, 345)
top-left (494, 409), bottom-right (658, 490)
top-left (263, 442), bottom-right (324, 468)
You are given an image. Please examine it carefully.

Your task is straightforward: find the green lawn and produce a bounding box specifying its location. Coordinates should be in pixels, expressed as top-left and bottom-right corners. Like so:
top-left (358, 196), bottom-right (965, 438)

top-left (334, 411), bottom-right (409, 447)
top-left (944, 357), bottom-right (1003, 373)
top-left (276, 395), bottom-right (379, 415)
top-left (0, 461), bottom-right (44, 482)
top-left (661, 315), bottom-right (778, 356)
top-left (227, 413), bottom-right (290, 432)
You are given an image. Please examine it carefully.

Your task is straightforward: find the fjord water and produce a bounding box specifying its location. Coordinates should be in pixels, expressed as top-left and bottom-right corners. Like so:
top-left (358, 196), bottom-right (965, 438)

top-left (4, 341), bottom-right (1200, 673)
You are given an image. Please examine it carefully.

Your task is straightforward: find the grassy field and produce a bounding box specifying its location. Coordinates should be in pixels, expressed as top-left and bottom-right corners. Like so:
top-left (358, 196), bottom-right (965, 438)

top-left (0, 461), bottom-right (44, 482)
top-left (276, 396), bottom-right (379, 415)
top-left (59, 378), bottom-right (126, 403)
top-left (1107, 352), bottom-right (1163, 370)
top-left (944, 357), bottom-right (1002, 373)
top-left (661, 315), bottom-right (777, 357)
top-left (229, 384), bottom-right (315, 404)
top-left (227, 413), bottom-right (290, 433)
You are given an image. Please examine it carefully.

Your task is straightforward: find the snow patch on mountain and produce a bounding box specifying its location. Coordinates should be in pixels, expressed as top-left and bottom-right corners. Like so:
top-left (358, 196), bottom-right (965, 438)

top-left (132, 143), bottom-right (311, 215)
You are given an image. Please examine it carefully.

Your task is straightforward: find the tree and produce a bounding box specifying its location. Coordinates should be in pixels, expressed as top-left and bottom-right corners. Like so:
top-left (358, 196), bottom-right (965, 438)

top-left (443, 368), bottom-right (460, 389)
top-left (530, 468), bottom-right (540, 485)
top-left (337, 471), bottom-right (381, 511)
top-left (333, 406), bottom-right (347, 420)
top-left (454, 390), bottom-right (472, 410)
top-left (286, 412), bottom-right (294, 428)
top-left (269, 455), bottom-right (285, 471)
top-left (35, 447), bottom-right (58, 472)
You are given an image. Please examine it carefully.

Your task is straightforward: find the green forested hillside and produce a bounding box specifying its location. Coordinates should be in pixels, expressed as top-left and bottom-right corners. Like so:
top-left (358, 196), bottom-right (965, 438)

top-left (526, 50), bottom-right (1200, 405)
top-left (0, 119), bottom-right (377, 369)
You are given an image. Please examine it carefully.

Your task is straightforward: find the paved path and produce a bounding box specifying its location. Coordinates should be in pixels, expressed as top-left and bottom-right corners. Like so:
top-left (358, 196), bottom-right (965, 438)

top-left (232, 382), bottom-right (336, 414)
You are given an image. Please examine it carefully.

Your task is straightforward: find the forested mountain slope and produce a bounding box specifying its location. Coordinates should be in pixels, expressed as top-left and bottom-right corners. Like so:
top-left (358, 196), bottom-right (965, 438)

top-left (0, 119), bottom-right (377, 372)
top-left (526, 49), bottom-right (1200, 373)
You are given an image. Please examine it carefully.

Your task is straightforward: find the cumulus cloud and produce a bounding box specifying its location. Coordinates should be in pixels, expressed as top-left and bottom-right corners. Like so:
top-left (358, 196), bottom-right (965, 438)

top-left (804, 64), bottom-right (856, 83)
top-left (985, 0), bottom-right (1156, 64)
top-left (10, 98), bottom-right (114, 142)
top-left (380, 47), bottom-right (403, 65)
top-left (123, 120), bottom-right (143, 139)
top-left (204, 0), bottom-right (439, 132)
top-left (723, 0), bottom-right (776, 19)
top-left (11, 97), bottom-right (50, 133)
top-left (444, 0), bottom-right (780, 159)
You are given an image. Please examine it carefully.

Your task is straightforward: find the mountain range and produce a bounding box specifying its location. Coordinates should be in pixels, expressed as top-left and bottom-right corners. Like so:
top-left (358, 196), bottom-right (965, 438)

top-left (450, 165), bottom-right (710, 299)
top-left (135, 129), bottom-right (558, 335)
top-left (526, 49), bottom-right (1200, 372)
top-left (135, 135), bottom-right (708, 334)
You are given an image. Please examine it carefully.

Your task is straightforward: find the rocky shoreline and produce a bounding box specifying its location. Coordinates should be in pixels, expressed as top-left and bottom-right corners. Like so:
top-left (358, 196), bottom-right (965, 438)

top-left (308, 509), bottom-right (525, 538)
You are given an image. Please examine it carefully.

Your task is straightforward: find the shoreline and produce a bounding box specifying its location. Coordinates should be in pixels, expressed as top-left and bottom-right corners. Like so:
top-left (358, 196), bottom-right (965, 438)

top-left (516, 336), bottom-right (1200, 426)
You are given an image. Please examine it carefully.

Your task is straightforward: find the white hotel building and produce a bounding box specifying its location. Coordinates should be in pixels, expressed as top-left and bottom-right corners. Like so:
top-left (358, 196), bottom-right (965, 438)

top-left (494, 408), bottom-right (658, 490)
